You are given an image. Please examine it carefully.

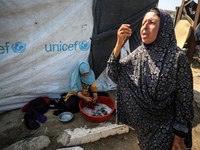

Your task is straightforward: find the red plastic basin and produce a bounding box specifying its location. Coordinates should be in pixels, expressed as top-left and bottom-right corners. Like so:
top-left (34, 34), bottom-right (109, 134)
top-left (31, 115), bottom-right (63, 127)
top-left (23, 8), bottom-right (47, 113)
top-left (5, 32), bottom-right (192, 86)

top-left (79, 96), bottom-right (115, 122)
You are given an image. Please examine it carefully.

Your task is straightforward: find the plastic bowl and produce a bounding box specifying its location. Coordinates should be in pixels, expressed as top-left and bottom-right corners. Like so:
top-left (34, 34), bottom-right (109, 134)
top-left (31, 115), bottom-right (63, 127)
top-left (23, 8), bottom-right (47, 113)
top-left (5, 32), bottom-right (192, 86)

top-left (58, 112), bottom-right (73, 122)
top-left (79, 96), bottom-right (115, 122)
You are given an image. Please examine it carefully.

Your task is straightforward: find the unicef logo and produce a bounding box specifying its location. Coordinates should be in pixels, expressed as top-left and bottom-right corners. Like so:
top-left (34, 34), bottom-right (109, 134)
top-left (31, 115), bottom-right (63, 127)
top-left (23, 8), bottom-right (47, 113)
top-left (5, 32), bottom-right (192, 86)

top-left (12, 42), bottom-right (26, 53)
top-left (79, 40), bottom-right (90, 51)
top-left (44, 40), bottom-right (91, 53)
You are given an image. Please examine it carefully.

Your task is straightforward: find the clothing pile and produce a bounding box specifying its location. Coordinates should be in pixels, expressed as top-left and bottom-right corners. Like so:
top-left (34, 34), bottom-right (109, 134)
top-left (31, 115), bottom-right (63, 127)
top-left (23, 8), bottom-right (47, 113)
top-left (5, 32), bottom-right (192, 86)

top-left (22, 97), bottom-right (50, 129)
top-left (49, 93), bottom-right (68, 116)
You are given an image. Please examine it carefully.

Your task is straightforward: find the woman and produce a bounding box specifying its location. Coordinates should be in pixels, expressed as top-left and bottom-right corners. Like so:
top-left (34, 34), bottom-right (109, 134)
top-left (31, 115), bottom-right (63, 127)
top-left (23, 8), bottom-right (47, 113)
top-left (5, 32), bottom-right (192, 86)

top-left (107, 8), bottom-right (194, 150)
top-left (61, 61), bottom-right (108, 113)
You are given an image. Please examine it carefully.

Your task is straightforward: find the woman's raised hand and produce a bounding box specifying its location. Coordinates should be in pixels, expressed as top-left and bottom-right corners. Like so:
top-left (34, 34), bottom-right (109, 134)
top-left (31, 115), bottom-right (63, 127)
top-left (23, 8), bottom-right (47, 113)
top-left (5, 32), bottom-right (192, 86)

top-left (117, 24), bottom-right (132, 45)
top-left (114, 24), bottom-right (132, 58)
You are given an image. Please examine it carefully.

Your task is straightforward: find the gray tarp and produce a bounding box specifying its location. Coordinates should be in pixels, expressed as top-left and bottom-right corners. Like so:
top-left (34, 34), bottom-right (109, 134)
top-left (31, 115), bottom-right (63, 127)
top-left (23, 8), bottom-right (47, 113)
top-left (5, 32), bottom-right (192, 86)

top-left (0, 0), bottom-right (97, 113)
top-left (89, 0), bottom-right (159, 78)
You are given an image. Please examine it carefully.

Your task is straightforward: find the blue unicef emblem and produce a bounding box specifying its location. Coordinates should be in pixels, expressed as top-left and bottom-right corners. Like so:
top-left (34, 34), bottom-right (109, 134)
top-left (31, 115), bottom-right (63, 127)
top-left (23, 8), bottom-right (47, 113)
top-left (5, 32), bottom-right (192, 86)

top-left (12, 42), bottom-right (26, 53)
top-left (79, 40), bottom-right (90, 51)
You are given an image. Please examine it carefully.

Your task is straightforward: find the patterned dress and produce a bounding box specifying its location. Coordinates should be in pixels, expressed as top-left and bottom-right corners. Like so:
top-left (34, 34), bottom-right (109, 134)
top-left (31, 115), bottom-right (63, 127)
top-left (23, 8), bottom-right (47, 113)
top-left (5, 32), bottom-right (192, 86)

top-left (107, 11), bottom-right (194, 150)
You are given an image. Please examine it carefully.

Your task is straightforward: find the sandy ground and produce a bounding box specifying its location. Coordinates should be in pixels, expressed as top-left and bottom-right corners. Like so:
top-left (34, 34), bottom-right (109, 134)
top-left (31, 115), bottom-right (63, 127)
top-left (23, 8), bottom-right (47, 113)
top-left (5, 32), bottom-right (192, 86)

top-left (0, 60), bottom-right (200, 150)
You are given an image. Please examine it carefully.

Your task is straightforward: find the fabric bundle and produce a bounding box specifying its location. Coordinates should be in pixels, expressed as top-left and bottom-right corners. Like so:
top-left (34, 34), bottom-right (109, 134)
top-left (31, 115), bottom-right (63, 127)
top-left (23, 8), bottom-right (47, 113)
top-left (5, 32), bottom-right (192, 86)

top-left (22, 97), bottom-right (50, 129)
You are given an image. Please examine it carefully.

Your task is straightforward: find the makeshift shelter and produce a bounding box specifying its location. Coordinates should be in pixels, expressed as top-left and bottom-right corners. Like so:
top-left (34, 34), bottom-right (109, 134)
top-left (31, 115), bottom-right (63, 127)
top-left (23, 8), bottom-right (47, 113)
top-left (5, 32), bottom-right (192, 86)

top-left (0, 0), bottom-right (158, 113)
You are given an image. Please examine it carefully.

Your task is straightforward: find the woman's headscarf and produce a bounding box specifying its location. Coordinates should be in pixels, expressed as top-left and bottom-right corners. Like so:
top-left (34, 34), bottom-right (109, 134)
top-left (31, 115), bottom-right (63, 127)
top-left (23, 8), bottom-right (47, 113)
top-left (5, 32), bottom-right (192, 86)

top-left (135, 9), bottom-right (178, 116)
top-left (143, 8), bottom-right (165, 48)
top-left (69, 61), bottom-right (95, 92)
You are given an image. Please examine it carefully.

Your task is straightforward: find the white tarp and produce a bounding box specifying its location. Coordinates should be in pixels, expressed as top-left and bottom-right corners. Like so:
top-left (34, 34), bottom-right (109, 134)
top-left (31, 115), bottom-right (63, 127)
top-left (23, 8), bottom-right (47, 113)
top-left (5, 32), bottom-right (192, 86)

top-left (0, 0), bottom-right (131, 113)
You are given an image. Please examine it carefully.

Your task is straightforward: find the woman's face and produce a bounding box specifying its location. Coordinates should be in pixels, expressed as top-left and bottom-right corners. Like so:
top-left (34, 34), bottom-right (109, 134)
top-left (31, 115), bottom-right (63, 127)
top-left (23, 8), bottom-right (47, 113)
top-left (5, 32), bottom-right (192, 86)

top-left (82, 72), bottom-right (89, 76)
top-left (140, 12), bottom-right (160, 44)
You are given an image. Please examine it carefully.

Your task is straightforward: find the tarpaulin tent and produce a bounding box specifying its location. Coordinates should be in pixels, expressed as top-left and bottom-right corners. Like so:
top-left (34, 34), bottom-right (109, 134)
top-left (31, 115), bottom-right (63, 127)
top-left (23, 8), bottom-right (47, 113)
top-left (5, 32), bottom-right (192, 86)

top-left (0, 0), bottom-right (158, 113)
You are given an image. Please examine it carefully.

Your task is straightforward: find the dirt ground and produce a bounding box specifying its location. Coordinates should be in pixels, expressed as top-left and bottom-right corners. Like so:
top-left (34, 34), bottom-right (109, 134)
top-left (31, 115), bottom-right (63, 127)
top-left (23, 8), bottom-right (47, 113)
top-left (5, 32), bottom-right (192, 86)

top-left (0, 59), bottom-right (200, 150)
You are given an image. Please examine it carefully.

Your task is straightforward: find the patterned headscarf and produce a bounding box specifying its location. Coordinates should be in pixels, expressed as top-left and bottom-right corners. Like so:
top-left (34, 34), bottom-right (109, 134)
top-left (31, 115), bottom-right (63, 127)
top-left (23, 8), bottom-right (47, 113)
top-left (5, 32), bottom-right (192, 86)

top-left (134, 9), bottom-right (178, 116)
top-left (69, 61), bottom-right (95, 92)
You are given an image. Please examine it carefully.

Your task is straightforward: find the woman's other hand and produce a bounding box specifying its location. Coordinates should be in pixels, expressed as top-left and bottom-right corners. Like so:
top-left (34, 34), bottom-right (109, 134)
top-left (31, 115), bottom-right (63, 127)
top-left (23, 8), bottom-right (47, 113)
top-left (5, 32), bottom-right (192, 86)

top-left (92, 93), bottom-right (98, 103)
top-left (93, 97), bottom-right (98, 103)
top-left (172, 135), bottom-right (187, 150)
